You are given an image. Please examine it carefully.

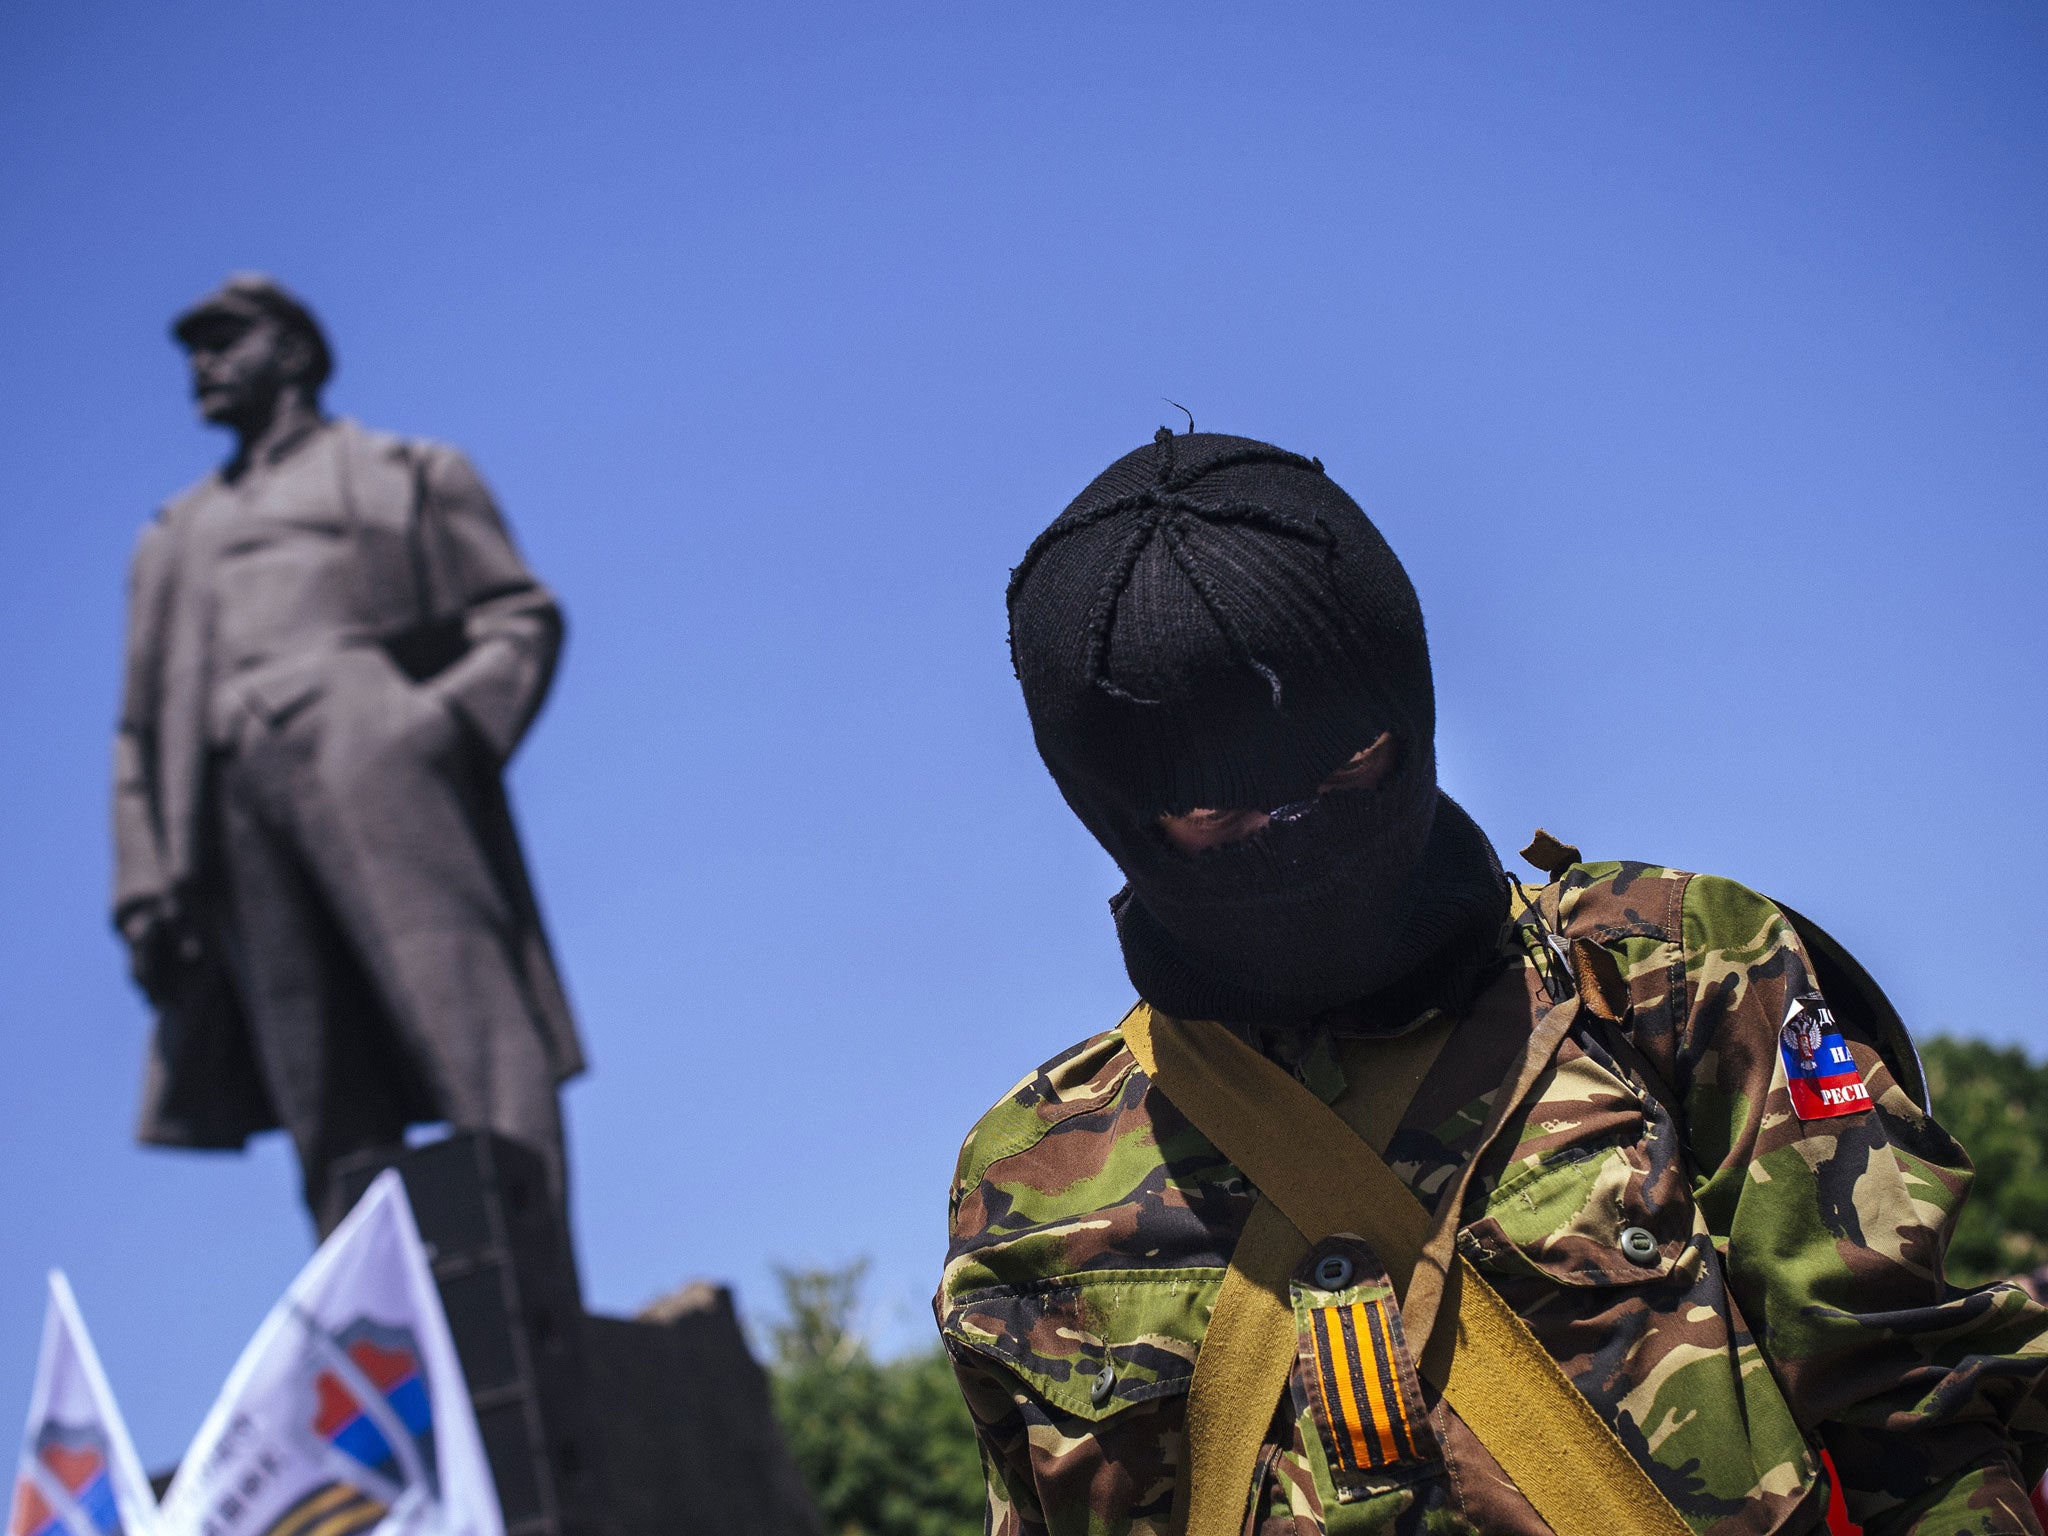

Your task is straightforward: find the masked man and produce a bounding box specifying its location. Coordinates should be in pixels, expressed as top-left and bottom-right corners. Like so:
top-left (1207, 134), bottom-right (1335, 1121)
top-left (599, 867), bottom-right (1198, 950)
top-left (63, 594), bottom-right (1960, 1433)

top-left (114, 274), bottom-right (582, 1232)
top-left (936, 429), bottom-right (2048, 1536)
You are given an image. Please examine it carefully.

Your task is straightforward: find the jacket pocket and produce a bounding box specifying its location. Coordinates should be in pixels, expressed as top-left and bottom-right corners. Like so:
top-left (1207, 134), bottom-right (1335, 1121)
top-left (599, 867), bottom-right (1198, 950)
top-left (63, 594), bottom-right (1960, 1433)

top-left (1454, 1037), bottom-right (1699, 1288)
top-left (1460, 1134), bottom-right (1699, 1287)
top-left (938, 1269), bottom-right (1216, 1421)
top-left (237, 653), bottom-right (332, 730)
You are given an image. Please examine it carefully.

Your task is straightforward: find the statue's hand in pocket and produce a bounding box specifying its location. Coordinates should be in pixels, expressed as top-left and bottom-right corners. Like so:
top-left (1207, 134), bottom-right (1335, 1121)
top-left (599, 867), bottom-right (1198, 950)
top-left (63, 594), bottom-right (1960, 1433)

top-left (391, 681), bottom-right (464, 761)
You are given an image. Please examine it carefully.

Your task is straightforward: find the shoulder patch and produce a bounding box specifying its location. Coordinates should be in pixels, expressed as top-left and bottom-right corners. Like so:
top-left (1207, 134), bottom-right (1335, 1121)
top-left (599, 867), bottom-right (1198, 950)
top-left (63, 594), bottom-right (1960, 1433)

top-left (1777, 991), bottom-right (1872, 1119)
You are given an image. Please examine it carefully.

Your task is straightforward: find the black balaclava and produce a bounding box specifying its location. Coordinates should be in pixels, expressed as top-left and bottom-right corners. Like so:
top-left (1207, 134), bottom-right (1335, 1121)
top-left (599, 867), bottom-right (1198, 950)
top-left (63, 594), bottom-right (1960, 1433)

top-left (1008, 429), bottom-right (1506, 1027)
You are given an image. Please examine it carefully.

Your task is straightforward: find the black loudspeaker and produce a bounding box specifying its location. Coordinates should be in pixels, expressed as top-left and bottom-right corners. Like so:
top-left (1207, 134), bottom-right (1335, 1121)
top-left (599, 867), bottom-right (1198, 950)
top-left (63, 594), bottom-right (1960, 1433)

top-left (336, 1133), bottom-right (605, 1536)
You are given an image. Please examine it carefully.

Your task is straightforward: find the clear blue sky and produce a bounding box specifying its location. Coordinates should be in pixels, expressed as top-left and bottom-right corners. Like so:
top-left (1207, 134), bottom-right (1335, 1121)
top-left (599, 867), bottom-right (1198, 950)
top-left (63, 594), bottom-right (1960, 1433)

top-left (2, 2), bottom-right (2043, 1467)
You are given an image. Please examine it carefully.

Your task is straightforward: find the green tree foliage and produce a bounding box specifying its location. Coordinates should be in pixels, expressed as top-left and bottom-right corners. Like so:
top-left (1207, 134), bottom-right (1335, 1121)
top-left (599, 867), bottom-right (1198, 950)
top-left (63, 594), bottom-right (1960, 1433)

top-left (1921, 1035), bottom-right (2048, 1286)
top-left (767, 1261), bottom-right (984, 1536)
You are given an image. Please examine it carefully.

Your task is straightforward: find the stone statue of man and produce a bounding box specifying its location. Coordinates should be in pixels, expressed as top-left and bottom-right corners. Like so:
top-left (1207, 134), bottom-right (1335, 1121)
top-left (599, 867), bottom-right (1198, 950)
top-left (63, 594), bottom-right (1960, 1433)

top-left (114, 274), bottom-right (584, 1232)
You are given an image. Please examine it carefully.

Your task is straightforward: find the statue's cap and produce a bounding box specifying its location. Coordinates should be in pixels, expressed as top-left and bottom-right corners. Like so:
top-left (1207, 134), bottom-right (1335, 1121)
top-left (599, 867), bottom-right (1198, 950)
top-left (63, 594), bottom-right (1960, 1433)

top-left (171, 273), bottom-right (332, 386)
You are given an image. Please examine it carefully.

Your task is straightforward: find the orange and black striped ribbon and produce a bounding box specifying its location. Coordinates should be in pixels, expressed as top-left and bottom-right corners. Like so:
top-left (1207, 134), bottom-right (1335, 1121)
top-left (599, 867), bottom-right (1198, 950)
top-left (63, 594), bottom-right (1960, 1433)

top-left (265, 1481), bottom-right (389, 1536)
top-left (1309, 1300), bottom-right (1428, 1473)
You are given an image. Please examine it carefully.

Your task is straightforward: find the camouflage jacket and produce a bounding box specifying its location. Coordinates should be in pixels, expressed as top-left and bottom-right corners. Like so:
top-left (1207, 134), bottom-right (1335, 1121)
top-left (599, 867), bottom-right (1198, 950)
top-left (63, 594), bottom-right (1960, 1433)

top-left (936, 863), bottom-right (2048, 1536)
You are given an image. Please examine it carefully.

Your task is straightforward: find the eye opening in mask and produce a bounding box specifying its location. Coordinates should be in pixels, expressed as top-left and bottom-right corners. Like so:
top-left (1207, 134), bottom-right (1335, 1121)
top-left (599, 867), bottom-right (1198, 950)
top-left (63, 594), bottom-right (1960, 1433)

top-left (1155, 731), bottom-right (1400, 856)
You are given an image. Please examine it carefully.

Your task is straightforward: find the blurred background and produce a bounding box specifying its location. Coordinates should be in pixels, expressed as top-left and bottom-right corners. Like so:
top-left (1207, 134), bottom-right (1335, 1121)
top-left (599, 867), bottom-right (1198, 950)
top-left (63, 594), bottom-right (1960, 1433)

top-left (1, 1), bottom-right (2043, 1469)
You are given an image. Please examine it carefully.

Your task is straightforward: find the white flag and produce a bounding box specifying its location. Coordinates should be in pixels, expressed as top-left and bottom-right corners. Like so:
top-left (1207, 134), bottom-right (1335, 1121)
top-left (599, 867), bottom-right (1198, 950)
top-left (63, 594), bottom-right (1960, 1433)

top-left (9, 1271), bottom-right (158, 1536)
top-left (159, 1172), bottom-right (503, 1536)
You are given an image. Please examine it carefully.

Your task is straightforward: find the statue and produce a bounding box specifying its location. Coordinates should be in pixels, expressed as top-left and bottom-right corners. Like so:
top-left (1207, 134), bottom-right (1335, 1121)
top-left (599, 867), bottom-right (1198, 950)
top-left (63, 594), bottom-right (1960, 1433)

top-left (113, 274), bottom-right (584, 1233)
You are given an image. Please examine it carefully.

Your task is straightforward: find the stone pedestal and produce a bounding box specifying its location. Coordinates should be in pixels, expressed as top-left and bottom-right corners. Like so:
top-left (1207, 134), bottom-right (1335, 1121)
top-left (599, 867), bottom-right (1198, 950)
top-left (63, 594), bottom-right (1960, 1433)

top-left (586, 1286), bottom-right (822, 1536)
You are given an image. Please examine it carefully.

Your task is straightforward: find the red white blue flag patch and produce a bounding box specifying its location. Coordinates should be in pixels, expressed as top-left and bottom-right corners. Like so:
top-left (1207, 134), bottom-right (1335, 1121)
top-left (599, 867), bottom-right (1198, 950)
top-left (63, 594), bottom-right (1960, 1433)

top-left (1779, 992), bottom-right (1871, 1120)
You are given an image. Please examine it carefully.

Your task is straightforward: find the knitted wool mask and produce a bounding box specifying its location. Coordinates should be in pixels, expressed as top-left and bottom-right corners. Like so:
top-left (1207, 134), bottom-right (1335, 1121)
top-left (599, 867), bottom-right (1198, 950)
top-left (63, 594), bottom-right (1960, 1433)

top-left (1008, 430), bottom-right (1503, 1026)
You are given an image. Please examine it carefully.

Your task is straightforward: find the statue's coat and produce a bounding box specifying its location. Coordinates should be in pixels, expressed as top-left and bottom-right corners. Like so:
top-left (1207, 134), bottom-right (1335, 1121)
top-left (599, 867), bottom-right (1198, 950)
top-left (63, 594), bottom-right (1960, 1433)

top-left (113, 417), bottom-right (583, 1151)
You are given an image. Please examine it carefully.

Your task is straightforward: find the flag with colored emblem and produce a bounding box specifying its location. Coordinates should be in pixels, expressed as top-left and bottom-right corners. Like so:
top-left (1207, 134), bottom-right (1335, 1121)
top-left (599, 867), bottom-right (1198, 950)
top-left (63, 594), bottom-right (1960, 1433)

top-left (8, 1273), bottom-right (157, 1536)
top-left (158, 1172), bottom-right (501, 1536)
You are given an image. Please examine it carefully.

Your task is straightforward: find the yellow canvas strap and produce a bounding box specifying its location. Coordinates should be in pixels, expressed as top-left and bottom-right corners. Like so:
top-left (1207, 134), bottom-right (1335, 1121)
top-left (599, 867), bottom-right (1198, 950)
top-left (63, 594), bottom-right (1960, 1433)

top-left (1166, 1018), bottom-right (1453, 1535)
top-left (1123, 1004), bottom-right (1692, 1536)
top-left (1169, 1198), bottom-right (1303, 1534)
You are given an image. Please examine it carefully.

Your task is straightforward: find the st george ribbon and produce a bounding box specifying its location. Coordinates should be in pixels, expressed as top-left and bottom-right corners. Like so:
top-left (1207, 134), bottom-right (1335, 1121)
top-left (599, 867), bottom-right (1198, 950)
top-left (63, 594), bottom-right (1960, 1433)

top-left (9, 1272), bottom-right (158, 1536)
top-left (158, 1172), bottom-right (503, 1536)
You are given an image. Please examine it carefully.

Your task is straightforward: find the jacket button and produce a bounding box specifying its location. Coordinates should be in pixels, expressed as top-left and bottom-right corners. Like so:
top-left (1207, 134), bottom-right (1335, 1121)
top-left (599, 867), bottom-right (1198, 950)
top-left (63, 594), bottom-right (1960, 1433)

top-left (1313, 1253), bottom-right (1355, 1290)
top-left (1619, 1226), bottom-right (1659, 1265)
top-left (1091, 1364), bottom-right (1116, 1404)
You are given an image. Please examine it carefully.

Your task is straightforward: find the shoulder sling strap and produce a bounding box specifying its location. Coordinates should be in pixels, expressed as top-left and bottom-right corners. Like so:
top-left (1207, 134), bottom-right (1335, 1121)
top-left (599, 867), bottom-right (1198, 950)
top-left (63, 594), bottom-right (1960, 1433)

top-left (1123, 1002), bottom-right (1693, 1536)
top-left (1165, 1017), bottom-right (1454, 1535)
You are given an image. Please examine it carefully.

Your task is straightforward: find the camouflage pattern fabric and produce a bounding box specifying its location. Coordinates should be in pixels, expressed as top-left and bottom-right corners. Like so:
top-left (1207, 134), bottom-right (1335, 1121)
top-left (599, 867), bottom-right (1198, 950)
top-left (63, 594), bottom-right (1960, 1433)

top-left (936, 863), bottom-right (2048, 1536)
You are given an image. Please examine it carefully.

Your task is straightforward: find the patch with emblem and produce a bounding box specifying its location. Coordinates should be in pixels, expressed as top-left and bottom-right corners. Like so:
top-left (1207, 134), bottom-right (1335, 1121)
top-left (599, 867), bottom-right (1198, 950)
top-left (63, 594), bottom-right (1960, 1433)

top-left (1778, 992), bottom-right (1871, 1119)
